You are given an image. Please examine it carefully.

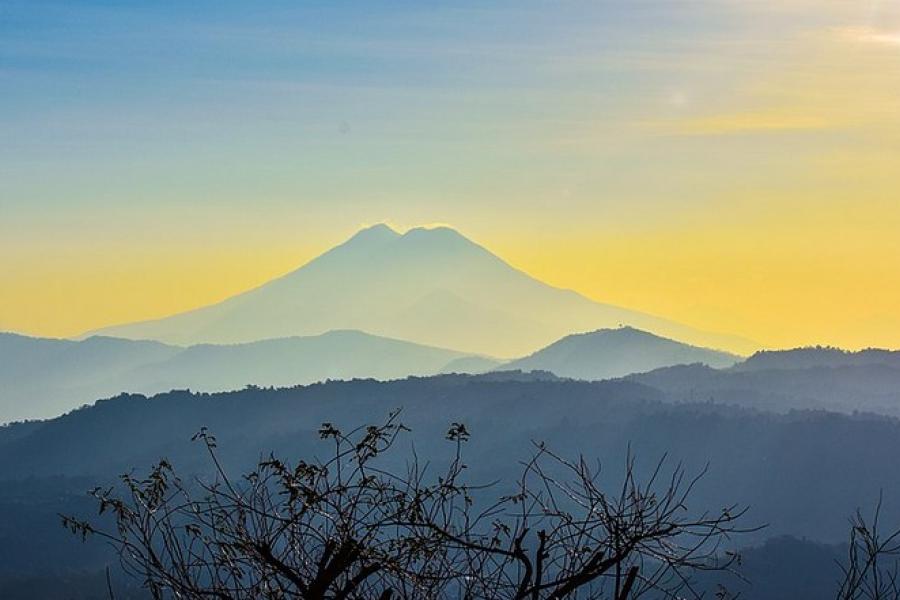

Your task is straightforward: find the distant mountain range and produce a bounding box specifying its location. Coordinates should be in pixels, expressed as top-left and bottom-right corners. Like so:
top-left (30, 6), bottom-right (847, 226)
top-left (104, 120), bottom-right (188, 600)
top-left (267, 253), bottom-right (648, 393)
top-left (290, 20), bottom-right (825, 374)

top-left (3, 335), bottom-right (900, 596)
top-left (87, 224), bottom-right (756, 356)
top-left (0, 333), bottom-right (180, 422)
top-left (628, 346), bottom-right (900, 416)
top-left (734, 346), bottom-right (900, 371)
top-left (503, 326), bottom-right (739, 380)
top-left (0, 331), bottom-right (499, 422)
top-left (0, 324), bottom-right (737, 422)
top-left (8, 326), bottom-right (900, 423)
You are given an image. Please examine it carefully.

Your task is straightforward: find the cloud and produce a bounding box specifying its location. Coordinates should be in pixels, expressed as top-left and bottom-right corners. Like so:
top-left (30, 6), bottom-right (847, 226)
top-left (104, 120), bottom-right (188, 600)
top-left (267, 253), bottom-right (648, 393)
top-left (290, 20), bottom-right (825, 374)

top-left (648, 111), bottom-right (830, 137)
top-left (836, 26), bottom-right (900, 47)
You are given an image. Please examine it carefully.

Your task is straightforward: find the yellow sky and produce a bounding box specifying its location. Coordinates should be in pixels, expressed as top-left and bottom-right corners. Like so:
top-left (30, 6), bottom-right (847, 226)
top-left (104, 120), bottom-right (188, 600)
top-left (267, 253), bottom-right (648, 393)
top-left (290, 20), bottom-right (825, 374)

top-left (2, 1), bottom-right (899, 351)
top-left (3, 198), bottom-right (899, 351)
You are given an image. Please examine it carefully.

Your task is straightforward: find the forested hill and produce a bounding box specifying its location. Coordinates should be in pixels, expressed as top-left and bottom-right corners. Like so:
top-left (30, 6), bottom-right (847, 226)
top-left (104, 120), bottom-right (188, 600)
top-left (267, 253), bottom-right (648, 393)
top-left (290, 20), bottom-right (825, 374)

top-left (2, 372), bottom-right (899, 546)
top-left (628, 360), bottom-right (900, 416)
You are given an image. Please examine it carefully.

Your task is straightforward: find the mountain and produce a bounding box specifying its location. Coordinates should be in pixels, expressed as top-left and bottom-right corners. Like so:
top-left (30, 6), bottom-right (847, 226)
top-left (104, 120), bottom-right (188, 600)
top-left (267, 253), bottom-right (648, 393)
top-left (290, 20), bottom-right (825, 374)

top-left (439, 355), bottom-right (503, 374)
top-left (502, 327), bottom-right (739, 380)
top-left (88, 224), bottom-right (756, 356)
top-left (0, 330), bottom-right (492, 422)
top-left (0, 332), bottom-right (181, 422)
top-left (2, 373), bottom-right (900, 595)
top-left (734, 346), bottom-right (900, 371)
top-left (628, 349), bottom-right (900, 416)
top-left (128, 330), bottom-right (487, 391)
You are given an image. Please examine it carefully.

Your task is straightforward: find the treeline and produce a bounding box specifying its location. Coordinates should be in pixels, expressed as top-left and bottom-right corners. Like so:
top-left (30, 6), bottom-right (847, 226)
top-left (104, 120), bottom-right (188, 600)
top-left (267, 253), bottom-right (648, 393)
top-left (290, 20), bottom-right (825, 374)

top-left (2, 374), bottom-right (900, 596)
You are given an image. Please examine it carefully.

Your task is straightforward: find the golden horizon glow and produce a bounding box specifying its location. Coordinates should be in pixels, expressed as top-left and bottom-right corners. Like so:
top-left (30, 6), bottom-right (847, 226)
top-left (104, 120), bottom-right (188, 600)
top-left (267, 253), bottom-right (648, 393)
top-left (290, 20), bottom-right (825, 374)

top-left (4, 209), bottom-right (900, 352)
top-left (2, 1), bottom-right (899, 352)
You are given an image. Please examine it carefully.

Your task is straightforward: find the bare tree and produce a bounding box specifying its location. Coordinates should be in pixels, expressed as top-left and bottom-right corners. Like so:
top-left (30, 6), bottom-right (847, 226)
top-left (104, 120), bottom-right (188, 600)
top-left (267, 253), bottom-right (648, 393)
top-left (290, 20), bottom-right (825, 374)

top-left (837, 496), bottom-right (900, 600)
top-left (64, 412), bottom-right (751, 599)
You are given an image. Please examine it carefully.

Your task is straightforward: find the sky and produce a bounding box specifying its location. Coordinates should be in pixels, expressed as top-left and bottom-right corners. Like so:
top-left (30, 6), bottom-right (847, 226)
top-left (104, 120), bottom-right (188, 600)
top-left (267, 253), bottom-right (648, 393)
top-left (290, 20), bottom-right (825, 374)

top-left (2, 0), bottom-right (899, 350)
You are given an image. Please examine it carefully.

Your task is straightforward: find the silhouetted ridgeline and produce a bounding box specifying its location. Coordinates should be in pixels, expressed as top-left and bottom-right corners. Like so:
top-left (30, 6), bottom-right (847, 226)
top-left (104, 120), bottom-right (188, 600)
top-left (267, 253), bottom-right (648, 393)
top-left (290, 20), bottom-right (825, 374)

top-left (629, 360), bottom-right (900, 416)
top-left (0, 330), bottom-right (499, 422)
top-left (11, 326), bottom-right (900, 426)
top-left (2, 374), bottom-right (899, 529)
top-left (1, 373), bottom-right (898, 597)
top-left (622, 345), bottom-right (900, 418)
top-left (0, 332), bottom-right (180, 422)
top-left (503, 326), bottom-right (738, 380)
top-left (736, 346), bottom-right (900, 371)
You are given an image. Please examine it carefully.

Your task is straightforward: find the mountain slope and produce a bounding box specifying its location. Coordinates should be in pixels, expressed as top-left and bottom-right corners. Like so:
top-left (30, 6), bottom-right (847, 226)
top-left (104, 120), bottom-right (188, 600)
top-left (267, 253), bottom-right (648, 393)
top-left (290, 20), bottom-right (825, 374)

top-left (0, 330), bottom-right (491, 422)
top-left (734, 346), bottom-right (900, 371)
top-left (502, 327), bottom-right (739, 380)
top-left (628, 349), bottom-right (900, 416)
top-left (0, 333), bottom-right (181, 422)
top-left (89, 224), bottom-right (755, 356)
top-left (129, 330), bottom-right (483, 392)
top-left (440, 355), bottom-right (503, 375)
top-left (2, 375), bottom-right (899, 547)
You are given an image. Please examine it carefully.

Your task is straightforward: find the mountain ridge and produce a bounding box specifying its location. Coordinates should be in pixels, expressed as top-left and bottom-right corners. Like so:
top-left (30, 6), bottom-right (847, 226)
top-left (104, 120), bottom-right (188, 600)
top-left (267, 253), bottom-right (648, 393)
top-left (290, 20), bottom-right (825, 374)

top-left (502, 326), bottom-right (739, 380)
top-left (0, 329), bottom-right (499, 423)
top-left (735, 346), bottom-right (900, 371)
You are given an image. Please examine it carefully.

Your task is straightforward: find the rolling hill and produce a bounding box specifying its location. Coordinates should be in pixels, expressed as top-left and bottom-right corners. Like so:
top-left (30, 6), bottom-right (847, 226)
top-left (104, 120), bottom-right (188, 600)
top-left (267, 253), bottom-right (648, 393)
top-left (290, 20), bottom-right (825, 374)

top-left (734, 346), bottom-right (900, 371)
top-left (502, 326), bottom-right (739, 380)
top-left (0, 330), bottom-right (496, 422)
top-left (627, 347), bottom-right (900, 416)
top-left (0, 333), bottom-right (180, 422)
top-left (2, 373), bottom-right (899, 595)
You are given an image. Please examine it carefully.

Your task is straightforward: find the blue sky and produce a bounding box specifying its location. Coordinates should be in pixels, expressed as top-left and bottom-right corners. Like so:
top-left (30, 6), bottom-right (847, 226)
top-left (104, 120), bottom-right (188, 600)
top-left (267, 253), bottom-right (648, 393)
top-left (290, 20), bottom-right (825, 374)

top-left (3, 1), bottom-right (900, 349)
top-left (1, 0), bottom-right (775, 215)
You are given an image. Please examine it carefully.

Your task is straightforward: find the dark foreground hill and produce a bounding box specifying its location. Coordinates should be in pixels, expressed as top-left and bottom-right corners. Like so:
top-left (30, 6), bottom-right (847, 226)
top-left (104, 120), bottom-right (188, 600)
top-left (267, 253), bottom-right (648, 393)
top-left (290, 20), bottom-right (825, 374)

top-left (0, 373), bottom-right (896, 597)
top-left (3, 373), bottom-right (898, 540)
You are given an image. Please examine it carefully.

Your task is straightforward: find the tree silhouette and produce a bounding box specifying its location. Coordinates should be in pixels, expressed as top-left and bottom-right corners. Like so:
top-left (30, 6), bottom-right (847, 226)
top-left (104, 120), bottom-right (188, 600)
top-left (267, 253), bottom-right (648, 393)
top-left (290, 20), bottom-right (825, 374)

top-left (64, 412), bottom-right (751, 599)
top-left (837, 496), bottom-right (900, 600)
